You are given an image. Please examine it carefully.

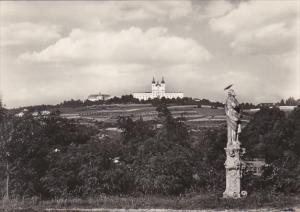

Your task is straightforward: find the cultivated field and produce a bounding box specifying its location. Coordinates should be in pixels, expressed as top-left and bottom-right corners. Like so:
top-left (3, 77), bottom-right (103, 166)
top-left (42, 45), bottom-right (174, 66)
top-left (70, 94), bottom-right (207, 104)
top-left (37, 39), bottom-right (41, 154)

top-left (59, 104), bottom-right (227, 124)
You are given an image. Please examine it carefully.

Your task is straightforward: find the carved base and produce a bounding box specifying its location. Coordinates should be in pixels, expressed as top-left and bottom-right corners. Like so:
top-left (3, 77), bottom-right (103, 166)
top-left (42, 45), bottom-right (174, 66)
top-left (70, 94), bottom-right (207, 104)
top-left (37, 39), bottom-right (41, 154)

top-left (223, 167), bottom-right (241, 199)
top-left (223, 146), bottom-right (247, 199)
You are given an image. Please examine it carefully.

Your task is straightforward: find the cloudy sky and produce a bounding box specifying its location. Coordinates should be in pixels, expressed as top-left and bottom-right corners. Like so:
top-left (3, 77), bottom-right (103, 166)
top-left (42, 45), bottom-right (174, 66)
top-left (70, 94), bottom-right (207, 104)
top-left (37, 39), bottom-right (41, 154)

top-left (0, 0), bottom-right (299, 108)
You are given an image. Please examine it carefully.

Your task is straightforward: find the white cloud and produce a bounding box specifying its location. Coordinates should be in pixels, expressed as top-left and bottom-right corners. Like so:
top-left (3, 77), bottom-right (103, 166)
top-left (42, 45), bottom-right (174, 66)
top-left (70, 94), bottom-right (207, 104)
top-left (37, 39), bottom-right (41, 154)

top-left (20, 27), bottom-right (212, 65)
top-left (230, 20), bottom-right (298, 54)
top-left (210, 0), bottom-right (297, 34)
top-left (208, 0), bottom-right (299, 100)
top-left (209, 0), bottom-right (298, 54)
top-left (0, 22), bottom-right (61, 46)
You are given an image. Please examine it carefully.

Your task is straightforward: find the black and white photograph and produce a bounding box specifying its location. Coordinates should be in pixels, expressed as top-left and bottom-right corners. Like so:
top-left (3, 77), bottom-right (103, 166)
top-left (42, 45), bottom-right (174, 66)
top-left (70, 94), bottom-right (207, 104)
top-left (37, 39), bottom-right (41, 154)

top-left (0, 0), bottom-right (299, 211)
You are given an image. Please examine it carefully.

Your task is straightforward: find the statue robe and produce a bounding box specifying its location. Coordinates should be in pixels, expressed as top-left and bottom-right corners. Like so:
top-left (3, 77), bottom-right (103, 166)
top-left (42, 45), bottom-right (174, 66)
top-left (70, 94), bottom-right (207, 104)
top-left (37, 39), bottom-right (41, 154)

top-left (225, 95), bottom-right (241, 147)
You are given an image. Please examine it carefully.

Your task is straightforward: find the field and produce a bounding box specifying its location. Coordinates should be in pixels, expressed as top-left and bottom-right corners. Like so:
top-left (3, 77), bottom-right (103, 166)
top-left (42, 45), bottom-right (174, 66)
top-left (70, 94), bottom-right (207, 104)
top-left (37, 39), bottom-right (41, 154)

top-left (59, 104), bottom-right (227, 125)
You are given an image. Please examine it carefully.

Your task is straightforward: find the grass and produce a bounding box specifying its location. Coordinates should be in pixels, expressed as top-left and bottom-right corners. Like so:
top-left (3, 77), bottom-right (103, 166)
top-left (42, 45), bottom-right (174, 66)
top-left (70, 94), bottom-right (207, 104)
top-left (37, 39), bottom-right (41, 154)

top-left (1, 192), bottom-right (299, 211)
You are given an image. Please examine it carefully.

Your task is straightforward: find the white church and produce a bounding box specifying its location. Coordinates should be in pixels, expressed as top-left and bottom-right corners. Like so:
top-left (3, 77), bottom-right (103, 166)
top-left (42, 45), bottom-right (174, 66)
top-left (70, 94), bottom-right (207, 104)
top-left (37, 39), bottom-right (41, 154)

top-left (133, 77), bottom-right (184, 101)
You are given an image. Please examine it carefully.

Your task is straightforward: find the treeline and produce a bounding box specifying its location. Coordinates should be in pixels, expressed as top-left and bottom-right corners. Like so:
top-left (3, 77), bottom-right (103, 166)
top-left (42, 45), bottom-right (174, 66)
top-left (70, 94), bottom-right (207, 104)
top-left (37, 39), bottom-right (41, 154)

top-left (11, 96), bottom-right (224, 111)
top-left (59, 95), bottom-right (140, 107)
top-left (277, 97), bottom-right (299, 106)
top-left (58, 95), bottom-right (224, 108)
top-left (0, 104), bottom-right (299, 199)
top-left (10, 97), bottom-right (300, 114)
top-left (13, 96), bottom-right (225, 112)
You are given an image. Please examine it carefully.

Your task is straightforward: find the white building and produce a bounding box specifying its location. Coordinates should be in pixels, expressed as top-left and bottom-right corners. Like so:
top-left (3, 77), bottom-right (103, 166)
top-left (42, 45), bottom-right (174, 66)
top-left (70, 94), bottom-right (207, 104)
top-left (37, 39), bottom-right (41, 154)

top-left (15, 112), bottom-right (25, 117)
top-left (133, 77), bottom-right (184, 101)
top-left (87, 92), bottom-right (111, 101)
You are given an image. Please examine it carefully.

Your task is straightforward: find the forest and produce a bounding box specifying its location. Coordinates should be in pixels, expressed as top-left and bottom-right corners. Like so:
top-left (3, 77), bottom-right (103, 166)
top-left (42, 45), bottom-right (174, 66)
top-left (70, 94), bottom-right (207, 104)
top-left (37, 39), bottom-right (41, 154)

top-left (0, 103), bottom-right (299, 200)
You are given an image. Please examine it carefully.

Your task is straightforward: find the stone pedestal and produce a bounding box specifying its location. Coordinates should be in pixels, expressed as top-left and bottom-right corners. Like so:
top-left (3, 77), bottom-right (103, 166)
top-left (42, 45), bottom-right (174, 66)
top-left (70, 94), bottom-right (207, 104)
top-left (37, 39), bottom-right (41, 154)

top-left (223, 145), bottom-right (247, 199)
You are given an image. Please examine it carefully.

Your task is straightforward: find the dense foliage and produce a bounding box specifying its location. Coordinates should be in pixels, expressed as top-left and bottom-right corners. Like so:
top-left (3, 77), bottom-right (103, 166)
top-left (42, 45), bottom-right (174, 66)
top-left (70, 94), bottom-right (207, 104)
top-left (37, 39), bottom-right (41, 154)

top-left (0, 103), bottom-right (299, 199)
top-left (241, 107), bottom-right (300, 193)
top-left (0, 104), bottom-right (227, 198)
top-left (0, 112), bottom-right (97, 198)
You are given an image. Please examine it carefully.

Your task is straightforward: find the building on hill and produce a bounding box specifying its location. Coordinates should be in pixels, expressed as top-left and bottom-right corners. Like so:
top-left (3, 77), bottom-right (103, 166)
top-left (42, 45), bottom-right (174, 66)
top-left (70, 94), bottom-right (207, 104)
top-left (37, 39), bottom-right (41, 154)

top-left (133, 77), bottom-right (184, 101)
top-left (87, 92), bottom-right (111, 101)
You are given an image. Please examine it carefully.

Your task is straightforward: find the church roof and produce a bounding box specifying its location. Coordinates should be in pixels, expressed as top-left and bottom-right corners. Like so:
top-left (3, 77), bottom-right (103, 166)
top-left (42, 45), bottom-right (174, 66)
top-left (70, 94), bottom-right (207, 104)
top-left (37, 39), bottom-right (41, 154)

top-left (161, 77), bottom-right (165, 83)
top-left (152, 77), bottom-right (155, 83)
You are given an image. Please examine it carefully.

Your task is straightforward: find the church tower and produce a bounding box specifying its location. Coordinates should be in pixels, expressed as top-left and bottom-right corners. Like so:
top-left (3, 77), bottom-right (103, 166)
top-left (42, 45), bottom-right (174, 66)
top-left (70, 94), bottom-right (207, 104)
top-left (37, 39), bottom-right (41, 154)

top-left (161, 77), bottom-right (166, 96)
top-left (151, 77), bottom-right (156, 96)
top-left (133, 76), bottom-right (183, 100)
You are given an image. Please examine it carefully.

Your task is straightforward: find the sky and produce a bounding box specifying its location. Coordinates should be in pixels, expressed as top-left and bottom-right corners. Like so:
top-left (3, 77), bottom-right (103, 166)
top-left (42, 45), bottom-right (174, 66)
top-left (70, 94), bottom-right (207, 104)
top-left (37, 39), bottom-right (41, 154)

top-left (0, 0), bottom-right (299, 108)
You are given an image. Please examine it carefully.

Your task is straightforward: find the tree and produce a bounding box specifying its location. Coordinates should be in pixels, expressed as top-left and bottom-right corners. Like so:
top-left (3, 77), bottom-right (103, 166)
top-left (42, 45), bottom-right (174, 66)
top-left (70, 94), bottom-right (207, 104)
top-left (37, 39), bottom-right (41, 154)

top-left (0, 113), bottom-right (97, 198)
top-left (0, 103), bottom-right (12, 198)
top-left (285, 97), bottom-right (297, 106)
top-left (279, 99), bottom-right (285, 106)
top-left (59, 99), bottom-right (84, 108)
top-left (241, 107), bottom-right (300, 193)
top-left (132, 109), bottom-right (193, 194)
top-left (192, 128), bottom-right (227, 192)
top-left (134, 138), bottom-right (194, 194)
top-left (240, 107), bottom-right (287, 161)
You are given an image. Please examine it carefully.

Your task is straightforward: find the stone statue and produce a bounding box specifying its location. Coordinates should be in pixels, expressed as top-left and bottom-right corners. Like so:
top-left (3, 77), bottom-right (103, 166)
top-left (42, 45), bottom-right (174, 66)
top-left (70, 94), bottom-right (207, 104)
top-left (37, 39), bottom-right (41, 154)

top-left (225, 89), bottom-right (242, 147)
top-left (223, 87), bottom-right (247, 199)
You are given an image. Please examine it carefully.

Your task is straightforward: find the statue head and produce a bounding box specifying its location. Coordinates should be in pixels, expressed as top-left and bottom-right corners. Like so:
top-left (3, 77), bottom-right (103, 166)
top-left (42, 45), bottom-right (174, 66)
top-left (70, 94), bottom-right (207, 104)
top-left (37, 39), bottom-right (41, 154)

top-left (228, 89), bottom-right (235, 96)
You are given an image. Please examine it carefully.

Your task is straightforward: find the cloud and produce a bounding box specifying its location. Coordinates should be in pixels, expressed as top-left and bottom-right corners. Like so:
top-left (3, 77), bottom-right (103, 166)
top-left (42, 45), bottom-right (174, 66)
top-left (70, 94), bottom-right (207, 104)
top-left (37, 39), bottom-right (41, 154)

top-left (1, 1), bottom-right (298, 108)
top-left (273, 50), bottom-right (300, 98)
top-left (1, 1), bottom-right (193, 29)
top-left (209, 0), bottom-right (298, 55)
top-left (230, 21), bottom-right (298, 54)
top-left (20, 27), bottom-right (212, 65)
top-left (210, 0), bottom-right (297, 34)
top-left (199, 0), bottom-right (234, 19)
top-left (0, 22), bottom-right (61, 46)
top-left (118, 1), bottom-right (193, 21)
